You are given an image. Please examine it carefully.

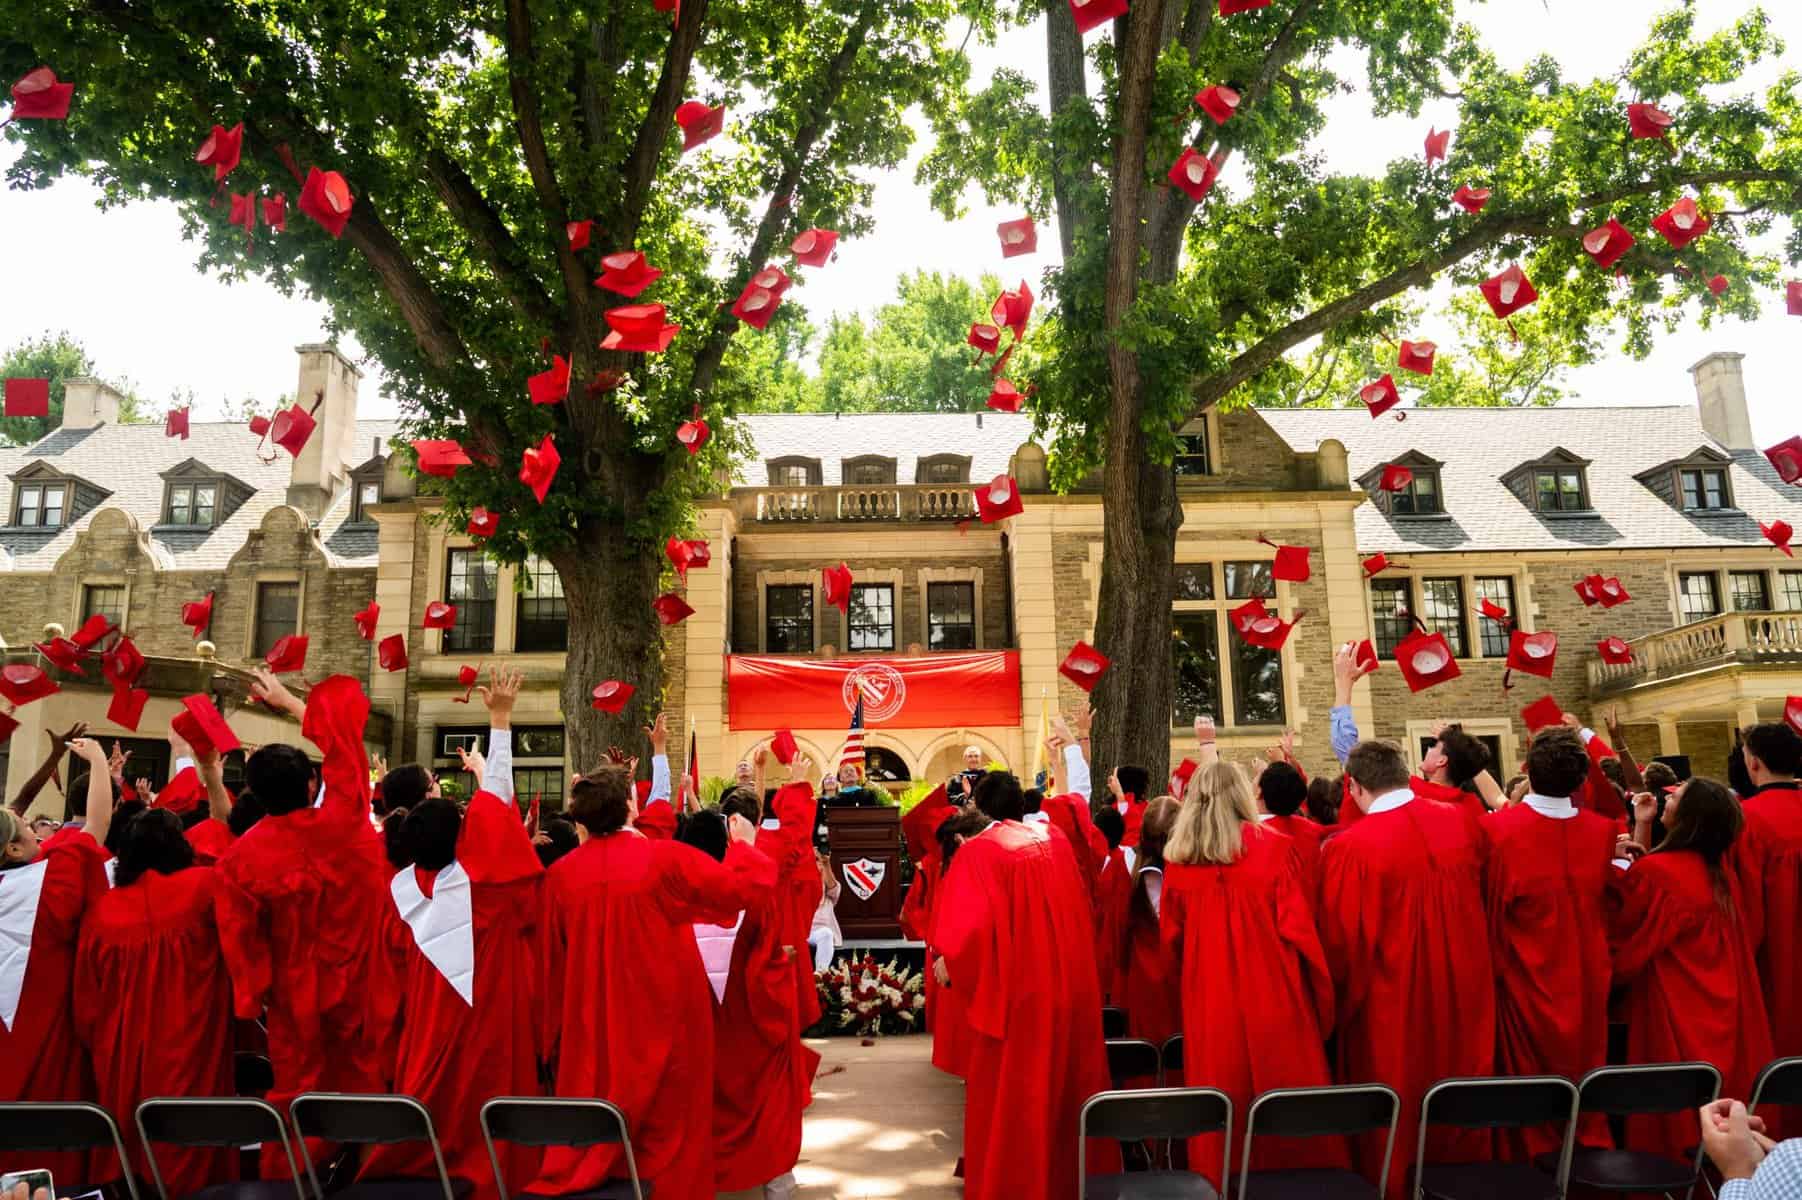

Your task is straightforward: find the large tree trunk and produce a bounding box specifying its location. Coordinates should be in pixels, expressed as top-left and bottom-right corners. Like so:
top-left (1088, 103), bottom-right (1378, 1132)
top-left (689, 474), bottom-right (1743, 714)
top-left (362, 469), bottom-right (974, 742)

top-left (550, 519), bottom-right (666, 774)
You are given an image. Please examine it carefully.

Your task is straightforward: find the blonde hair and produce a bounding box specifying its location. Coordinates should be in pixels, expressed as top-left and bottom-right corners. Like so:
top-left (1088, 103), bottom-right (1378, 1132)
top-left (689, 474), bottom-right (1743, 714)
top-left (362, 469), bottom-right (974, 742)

top-left (0, 810), bottom-right (22, 856)
top-left (1167, 761), bottom-right (1258, 866)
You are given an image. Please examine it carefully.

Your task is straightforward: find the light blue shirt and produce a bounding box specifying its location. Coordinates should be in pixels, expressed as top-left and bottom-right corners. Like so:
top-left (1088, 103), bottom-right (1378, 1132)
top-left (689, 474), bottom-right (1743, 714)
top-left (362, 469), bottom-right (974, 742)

top-left (1721, 1137), bottom-right (1802, 1199)
top-left (1329, 705), bottom-right (1361, 766)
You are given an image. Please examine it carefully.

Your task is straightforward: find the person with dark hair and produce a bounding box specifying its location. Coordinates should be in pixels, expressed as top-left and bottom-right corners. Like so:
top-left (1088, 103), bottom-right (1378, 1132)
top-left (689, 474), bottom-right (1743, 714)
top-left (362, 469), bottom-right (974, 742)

top-left (1481, 726), bottom-right (1621, 1160)
top-left (382, 807), bottom-right (414, 870)
top-left (1612, 776), bottom-right (1771, 1161)
top-left (533, 818), bottom-right (578, 868)
top-left (1039, 715), bottom-right (1108, 892)
top-left (213, 669), bottom-right (395, 1178)
top-left (534, 755), bottom-right (777, 1200)
top-left (1257, 758), bottom-right (1324, 893)
top-left (1733, 721), bottom-right (1802, 1136)
top-left (1118, 796), bottom-right (1181, 1048)
top-left (1729, 729), bottom-right (1757, 799)
top-left (933, 769), bottom-right (1119, 1200)
top-left (1304, 774), bottom-right (1340, 826)
top-left (1106, 764), bottom-right (1152, 848)
top-left (380, 762), bottom-right (439, 814)
top-left (0, 737), bottom-right (113, 1187)
top-left (1411, 723), bottom-right (1494, 813)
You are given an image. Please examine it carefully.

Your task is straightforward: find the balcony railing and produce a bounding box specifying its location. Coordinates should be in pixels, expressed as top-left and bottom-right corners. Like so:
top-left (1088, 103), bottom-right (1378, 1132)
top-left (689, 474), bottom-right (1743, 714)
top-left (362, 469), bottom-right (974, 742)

top-left (1588, 611), bottom-right (1802, 695)
top-left (735, 484), bottom-right (977, 524)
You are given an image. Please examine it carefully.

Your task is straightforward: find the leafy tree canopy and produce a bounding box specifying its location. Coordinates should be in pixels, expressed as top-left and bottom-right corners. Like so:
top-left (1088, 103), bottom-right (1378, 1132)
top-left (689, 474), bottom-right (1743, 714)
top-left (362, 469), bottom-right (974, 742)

top-left (0, 331), bottom-right (141, 446)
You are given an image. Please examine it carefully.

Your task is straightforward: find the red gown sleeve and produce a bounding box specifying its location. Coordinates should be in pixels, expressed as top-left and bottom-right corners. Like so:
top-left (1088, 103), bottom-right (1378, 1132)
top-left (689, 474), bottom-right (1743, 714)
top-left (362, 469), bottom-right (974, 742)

top-left (900, 854), bottom-right (934, 942)
top-left (901, 786), bottom-right (952, 864)
top-left (1318, 839), bottom-right (1377, 1035)
top-left (656, 839), bottom-right (778, 927)
top-left (634, 799), bottom-right (676, 842)
top-left (1580, 734), bottom-right (1626, 822)
top-left (301, 675), bottom-right (373, 822)
top-left (932, 840), bottom-right (1011, 1040)
top-left (459, 789), bottom-right (543, 885)
top-left (1607, 862), bottom-right (1689, 985)
top-left (186, 819), bottom-right (235, 865)
top-left (214, 864), bottom-right (271, 1019)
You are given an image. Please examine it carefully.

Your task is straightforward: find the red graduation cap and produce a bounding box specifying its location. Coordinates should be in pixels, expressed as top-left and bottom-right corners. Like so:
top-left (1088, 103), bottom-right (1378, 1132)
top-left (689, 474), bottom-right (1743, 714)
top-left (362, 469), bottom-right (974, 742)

top-left (771, 729), bottom-right (799, 766)
top-left (594, 251), bottom-right (664, 298)
top-left (107, 684), bottom-right (148, 732)
top-left (1268, 541), bottom-right (1310, 583)
top-left (1394, 628), bottom-right (1461, 692)
top-left (601, 303), bottom-right (680, 353)
top-left (228, 192), bottom-right (256, 235)
top-left (992, 282), bottom-right (1034, 339)
top-left (1478, 597), bottom-right (1509, 623)
top-left (1581, 218), bottom-right (1636, 269)
top-left (166, 407), bottom-right (190, 440)
top-left (1597, 636), bottom-right (1634, 665)
top-left (0, 662), bottom-right (57, 706)
top-left (974, 474), bottom-right (1023, 523)
top-left (35, 638), bottom-right (86, 675)
top-left (1353, 638), bottom-right (1380, 675)
top-left (1378, 463), bottom-right (1414, 492)
top-left (665, 536), bottom-right (710, 583)
top-left (467, 507), bottom-right (499, 538)
top-left (732, 271), bottom-right (789, 330)
top-left (354, 600), bottom-right (381, 641)
top-left (248, 413), bottom-right (271, 437)
top-left (1170, 757), bottom-right (1199, 797)
top-left (1059, 641), bottom-right (1111, 691)
top-left (173, 694), bottom-right (241, 757)
top-left (102, 636), bottom-right (145, 688)
top-left (378, 633), bottom-right (408, 671)
top-left (528, 355), bottom-right (570, 406)
top-left (1397, 340), bottom-right (1436, 376)
top-left (1195, 84), bottom-right (1241, 125)
top-left (1069, 0), bottom-right (1129, 36)
top-left (1230, 598), bottom-right (1298, 650)
top-left (1651, 196), bottom-right (1709, 249)
top-left (182, 592), bottom-right (214, 639)
top-left (790, 227), bottom-right (840, 267)
top-left (423, 601), bottom-right (458, 630)
top-left (1480, 264), bottom-right (1537, 319)
top-left (1786, 695), bottom-right (1802, 738)
top-left (264, 633), bottom-right (308, 674)
top-left (968, 323), bottom-right (1002, 356)
top-left (1596, 577), bottom-right (1630, 607)
top-left (566, 220), bottom-right (593, 251)
top-left (1763, 519), bottom-right (1795, 557)
top-left (9, 67), bottom-right (73, 120)
top-left (270, 403), bottom-right (316, 457)
top-left (70, 614), bottom-right (113, 650)
top-left (1452, 184), bottom-right (1490, 214)
top-left (1361, 552), bottom-right (1389, 577)
top-left (822, 562), bottom-right (853, 614)
top-left (262, 193), bottom-right (287, 232)
top-left (1360, 374), bottom-right (1400, 418)
top-left (1764, 436), bottom-right (1802, 485)
top-left (1167, 148), bottom-right (1218, 203)
top-left (1574, 578), bottom-right (1599, 607)
top-left (298, 167), bottom-right (355, 238)
top-left (675, 101), bottom-right (724, 151)
top-left (653, 592), bottom-right (696, 626)
top-left (997, 217), bottom-right (1037, 257)
top-left (1219, 0), bottom-right (1271, 12)
top-left (4, 377), bottom-right (49, 419)
top-left (1424, 126), bottom-right (1450, 164)
top-left (194, 122), bottom-right (243, 182)
top-left (520, 434), bottom-right (560, 503)
top-left (412, 439), bottom-right (472, 478)
top-left (676, 406), bottom-right (710, 455)
top-left (1520, 695), bottom-right (1565, 734)
top-left (450, 663), bottom-right (479, 704)
top-left (590, 680), bottom-right (636, 714)
top-left (1708, 274), bottom-right (1729, 297)
top-left (1627, 102), bottom-right (1674, 139)
top-left (1788, 281), bottom-right (1802, 316)
top-left (987, 379), bottom-right (1025, 413)
top-left (1506, 629), bottom-right (1558, 678)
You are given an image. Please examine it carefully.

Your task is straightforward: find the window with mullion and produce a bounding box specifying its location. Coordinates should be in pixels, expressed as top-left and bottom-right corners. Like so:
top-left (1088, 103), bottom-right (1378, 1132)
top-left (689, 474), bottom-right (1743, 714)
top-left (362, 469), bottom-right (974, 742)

top-left (514, 555), bottom-right (568, 652)
top-left (1419, 578), bottom-right (1468, 656)
top-left (443, 548), bottom-right (497, 653)
top-left (1472, 577), bottom-right (1515, 657)
top-left (765, 584), bottom-right (814, 653)
top-left (848, 584), bottom-right (895, 651)
top-left (1370, 578), bottom-right (1411, 659)
top-left (1678, 572), bottom-right (1721, 623)
top-left (1779, 571), bottom-right (1802, 611)
top-left (926, 582), bottom-right (976, 651)
top-left (1392, 472), bottom-right (1441, 516)
top-left (1729, 570), bottom-right (1771, 612)
top-left (1681, 468), bottom-right (1729, 511)
top-left (1535, 469), bottom-right (1585, 512)
top-left (253, 582), bottom-right (300, 658)
top-left (1171, 612), bottom-right (1221, 725)
top-left (83, 584), bottom-right (125, 630)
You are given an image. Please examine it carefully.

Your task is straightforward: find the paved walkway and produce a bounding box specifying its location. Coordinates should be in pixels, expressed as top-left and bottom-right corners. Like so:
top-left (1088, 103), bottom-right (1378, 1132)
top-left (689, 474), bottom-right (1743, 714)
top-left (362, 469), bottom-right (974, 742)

top-left (790, 1033), bottom-right (963, 1200)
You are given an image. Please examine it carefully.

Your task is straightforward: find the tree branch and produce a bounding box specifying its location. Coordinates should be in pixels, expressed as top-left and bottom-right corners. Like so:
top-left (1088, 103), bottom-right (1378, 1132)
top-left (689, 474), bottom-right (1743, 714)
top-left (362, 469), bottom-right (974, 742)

top-left (503, 0), bottom-right (589, 328)
top-left (422, 151), bottom-right (559, 328)
top-left (1179, 0), bottom-right (1213, 61)
top-left (1044, 0), bottom-right (1089, 262)
top-left (618, 0), bottom-right (712, 246)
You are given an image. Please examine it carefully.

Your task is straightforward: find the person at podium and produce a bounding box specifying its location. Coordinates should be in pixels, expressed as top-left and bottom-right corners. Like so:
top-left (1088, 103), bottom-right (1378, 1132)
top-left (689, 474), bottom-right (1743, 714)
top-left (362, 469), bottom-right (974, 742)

top-left (947, 746), bottom-right (987, 806)
top-left (827, 761), bottom-right (875, 807)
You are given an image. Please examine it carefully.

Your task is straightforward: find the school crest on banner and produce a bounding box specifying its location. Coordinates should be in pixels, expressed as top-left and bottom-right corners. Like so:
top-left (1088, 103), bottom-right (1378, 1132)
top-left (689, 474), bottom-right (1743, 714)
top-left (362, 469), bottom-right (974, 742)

top-left (843, 857), bottom-right (885, 901)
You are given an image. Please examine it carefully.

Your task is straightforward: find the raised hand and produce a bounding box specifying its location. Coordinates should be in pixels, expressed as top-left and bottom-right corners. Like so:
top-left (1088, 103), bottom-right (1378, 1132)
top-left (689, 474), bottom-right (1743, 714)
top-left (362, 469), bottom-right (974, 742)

top-left (457, 741), bottom-right (487, 780)
top-left (1631, 790), bottom-right (1658, 826)
top-left (68, 736), bottom-right (108, 767)
top-left (49, 721), bottom-right (88, 752)
top-left (645, 712), bottom-right (669, 756)
top-left (1072, 708), bottom-right (1093, 738)
top-left (478, 666), bottom-right (523, 727)
top-left (250, 667), bottom-right (304, 718)
top-left (790, 753), bottom-right (811, 780)
top-left (107, 740), bottom-right (131, 781)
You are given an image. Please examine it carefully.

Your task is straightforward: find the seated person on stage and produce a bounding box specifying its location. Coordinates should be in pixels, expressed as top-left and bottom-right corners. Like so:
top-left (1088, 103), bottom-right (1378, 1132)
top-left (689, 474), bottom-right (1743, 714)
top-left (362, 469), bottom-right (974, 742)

top-left (946, 745), bottom-right (986, 806)
top-left (807, 850), bottom-right (842, 971)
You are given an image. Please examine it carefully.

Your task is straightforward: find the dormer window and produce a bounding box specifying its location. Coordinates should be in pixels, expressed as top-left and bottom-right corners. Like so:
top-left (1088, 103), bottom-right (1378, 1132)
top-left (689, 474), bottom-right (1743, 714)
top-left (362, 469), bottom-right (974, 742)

top-left (1533, 468), bottom-right (1586, 512)
top-left (348, 454), bottom-right (387, 523)
top-left (916, 454), bottom-right (971, 485)
top-left (767, 457), bottom-right (822, 487)
top-left (9, 461), bottom-right (108, 531)
top-left (1635, 447), bottom-right (1736, 515)
top-left (1358, 451), bottom-right (1444, 518)
top-left (156, 460), bottom-right (251, 531)
top-left (166, 482), bottom-right (217, 526)
top-left (1681, 467), bottom-right (1729, 511)
top-left (15, 481), bottom-right (66, 528)
top-left (1502, 448), bottom-right (1593, 516)
top-left (842, 455), bottom-right (896, 486)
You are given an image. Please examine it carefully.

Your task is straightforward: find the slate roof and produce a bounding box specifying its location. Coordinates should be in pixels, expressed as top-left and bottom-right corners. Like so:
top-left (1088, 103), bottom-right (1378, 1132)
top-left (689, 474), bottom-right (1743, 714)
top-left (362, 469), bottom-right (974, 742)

top-left (1257, 405), bottom-right (1802, 554)
top-left (0, 420), bottom-right (401, 571)
top-left (734, 412), bottom-right (1033, 486)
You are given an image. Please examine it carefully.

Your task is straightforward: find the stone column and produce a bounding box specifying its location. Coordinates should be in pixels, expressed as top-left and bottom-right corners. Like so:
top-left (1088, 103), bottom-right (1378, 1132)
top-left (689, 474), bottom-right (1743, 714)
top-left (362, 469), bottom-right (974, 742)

top-left (1008, 503), bottom-right (1061, 780)
top-left (368, 502), bottom-right (418, 759)
top-left (684, 505), bottom-right (737, 781)
top-left (1657, 715), bottom-right (1681, 756)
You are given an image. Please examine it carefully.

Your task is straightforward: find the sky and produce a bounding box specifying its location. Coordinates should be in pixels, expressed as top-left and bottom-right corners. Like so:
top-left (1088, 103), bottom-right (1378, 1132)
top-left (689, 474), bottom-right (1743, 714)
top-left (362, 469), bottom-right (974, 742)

top-left (2, 1), bottom-right (1797, 439)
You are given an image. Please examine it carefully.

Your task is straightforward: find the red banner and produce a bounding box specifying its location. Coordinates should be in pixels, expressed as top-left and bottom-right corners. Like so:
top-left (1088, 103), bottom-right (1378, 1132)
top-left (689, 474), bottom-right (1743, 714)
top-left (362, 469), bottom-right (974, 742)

top-left (726, 653), bottom-right (1021, 731)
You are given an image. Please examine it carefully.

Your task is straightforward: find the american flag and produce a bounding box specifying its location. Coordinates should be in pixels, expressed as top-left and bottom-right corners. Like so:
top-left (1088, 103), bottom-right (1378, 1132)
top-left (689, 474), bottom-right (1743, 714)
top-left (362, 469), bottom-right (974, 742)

top-left (840, 693), bottom-right (866, 774)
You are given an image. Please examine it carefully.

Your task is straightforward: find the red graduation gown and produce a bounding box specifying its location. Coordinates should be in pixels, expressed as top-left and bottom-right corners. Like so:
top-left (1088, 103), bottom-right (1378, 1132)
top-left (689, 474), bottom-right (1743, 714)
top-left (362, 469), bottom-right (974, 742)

top-left (1118, 868), bottom-right (1180, 1047)
top-left (905, 854), bottom-right (973, 1078)
top-left (933, 820), bottom-right (1119, 1200)
top-left (1163, 826), bottom-right (1345, 1189)
top-left (901, 784), bottom-right (953, 864)
top-left (1738, 782), bottom-right (1802, 1136)
top-left (185, 817), bottom-right (235, 865)
top-left (361, 789), bottom-right (544, 1200)
top-left (1319, 798), bottom-right (1494, 1199)
top-left (768, 783), bottom-right (825, 1031)
top-left (1481, 804), bottom-right (1619, 1159)
top-left (1609, 850), bottom-right (1771, 1160)
top-left (0, 834), bottom-right (107, 1185)
top-left (1093, 846), bottom-right (1133, 1005)
top-left (534, 832), bottom-right (777, 1200)
top-left (1042, 790), bottom-right (1106, 890)
top-left (1263, 813), bottom-right (1325, 901)
top-left (74, 867), bottom-right (234, 1197)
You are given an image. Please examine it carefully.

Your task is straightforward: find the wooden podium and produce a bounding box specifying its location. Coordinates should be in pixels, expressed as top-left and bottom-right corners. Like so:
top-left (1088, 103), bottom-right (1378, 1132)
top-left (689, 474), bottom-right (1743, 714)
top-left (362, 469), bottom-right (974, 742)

top-left (826, 805), bottom-right (903, 939)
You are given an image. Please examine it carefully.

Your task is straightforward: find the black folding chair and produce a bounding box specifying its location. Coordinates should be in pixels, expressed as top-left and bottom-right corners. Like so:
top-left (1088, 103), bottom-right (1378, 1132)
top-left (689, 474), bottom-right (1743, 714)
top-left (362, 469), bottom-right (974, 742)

top-left (1080, 1087), bottom-right (1232, 1200)
top-left (135, 1098), bottom-right (307, 1200)
top-left (1533, 1063), bottom-right (1719, 1197)
top-left (1415, 1076), bottom-right (1577, 1200)
top-left (0, 1101), bottom-right (140, 1200)
top-left (478, 1098), bottom-right (645, 1200)
top-left (1161, 1035), bottom-right (1186, 1085)
top-left (1106, 1039), bottom-right (1163, 1090)
top-left (289, 1094), bottom-right (470, 1200)
top-left (1102, 1006), bottom-right (1129, 1040)
top-left (1237, 1084), bottom-right (1399, 1200)
top-left (1749, 1057), bottom-right (1802, 1114)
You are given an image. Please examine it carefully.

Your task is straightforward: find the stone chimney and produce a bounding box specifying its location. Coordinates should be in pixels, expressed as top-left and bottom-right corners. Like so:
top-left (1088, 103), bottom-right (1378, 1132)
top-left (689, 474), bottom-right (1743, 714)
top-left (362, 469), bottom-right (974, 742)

top-left (1691, 351), bottom-right (1753, 451)
top-left (286, 343), bottom-right (363, 519)
top-left (59, 376), bottom-right (128, 429)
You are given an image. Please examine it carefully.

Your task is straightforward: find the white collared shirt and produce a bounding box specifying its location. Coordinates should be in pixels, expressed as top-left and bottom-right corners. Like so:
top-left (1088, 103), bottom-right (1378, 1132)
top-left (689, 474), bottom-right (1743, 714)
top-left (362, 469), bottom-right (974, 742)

top-left (1523, 792), bottom-right (1578, 821)
top-left (1256, 812), bottom-right (1276, 822)
top-left (1367, 787), bottom-right (1414, 815)
top-left (1023, 811), bottom-right (1050, 826)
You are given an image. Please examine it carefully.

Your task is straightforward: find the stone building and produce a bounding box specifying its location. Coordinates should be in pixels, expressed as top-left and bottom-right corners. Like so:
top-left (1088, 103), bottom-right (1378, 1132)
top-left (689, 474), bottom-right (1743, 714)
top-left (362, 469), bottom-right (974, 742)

top-left (3, 343), bottom-right (1797, 809)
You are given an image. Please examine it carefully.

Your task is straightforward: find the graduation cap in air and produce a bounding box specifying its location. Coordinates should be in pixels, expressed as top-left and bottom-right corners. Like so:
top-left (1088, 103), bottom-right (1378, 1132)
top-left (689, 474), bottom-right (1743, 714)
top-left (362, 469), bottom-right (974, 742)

top-left (298, 167), bottom-right (355, 238)
top-left (1219, 0), bottom-right (1271, 13)
top-left (378, 633), bottom-right (408, 672)
top-left (653, 592), bottom-right (695, 626)
top-left (529, 355), bottom-right (570, 405)
top-left (1788, 282), bottom-right (1802, 317)
top-left (1480, 264), bottom-right (1537, 320)
top-left (987, 379), bottom-right (1025, 413)
top-left (822, 563), bottom-right (853, 615)
top-left (1583, 218), bottom-right (1635, 269)
top-left (1069, 0), bottom-right (1129, 36)
top-left (1170, 757), bottom-right (1199, 797)
top-left (102, 636), bottom-right (146, 689)
top-left (1394, 629), bottom-right (1460, 693)
top-left (354, 600), bottom-right (380, 641)
top-left (1361, 374), bottom-right (1400, 418)
top-left (594, 251), bottom-right (664, 298)
top-left (195, 122), bottom-right (242, 182)
top-left (9, 67), bottom-right (73, 120)
top-left (675, 101), bottom-right (724, 151)
top-left (1452, 185), bottom-right (1490, 214)
top-left (974, 475), bottom-right (1023, 523)
top-left (1378, 463), bottom-right (1414, 492)
top-left (997, 217), bottom-right (1037, 258)
top-left (264, 634), bottom-right (308, 674)
top-left (1353, 638), bottom-right (1379, 674)
top-left (1627, 102), bottom-right (1674, 140)
top-left (182, 592), bottom-right (214, 639)
top-left (567, 220), bottom-right (593, 251)
top-left (413, 440), bottom-right (472, 478)
top-left (4, 377), bottom-right (49, 418)
top-left (1520, 695), bottom-right (1565, 734)
top-left (790, 227), bottom-right (839, 267)
top-left (591, 680), bottom-right (635, 714)
top-left (520, 434), bottom-right (560, 504)
top-left (166, 407), bottom-right (190, 440)
top-left (262, 193), bottom-right (287, 232)
top-left (1478, 597), bottom-right (1509, 623)
top-left (1595, 577), bottom-right (1630, 607)
top-left (665, 537), bottom-right (710, 583)
top-left (35, 637), bottom-right (85, 675)
top-left (1424, 126), bottom-right (1450, 164)
top-left (448, 664), bottom-right (480, 704)
top-left (107, 685), bottom-right (148, 732)
top-left (1167, 148), bottom-right (1218, 203)
top-left (1574, 578), bottom-right (1599, 607)
top-left (1397, 341), bottom-right (1435, 376)
top-left (1261, 538), bottom-right (1310, 583)
top-left (1230, 598), bottom-right (1299, 650)
top-left (1708, 274), bottom-right (1729, 297)
top-left (466, 508), bottom-right (499, 538)
top-left (68, 613), bottom-right (112, 652)
top-left (602, 303), bottom-right (680, 353)
top-left (248, 413), bottom-right (271, 438)
top-left (992, 282), bottom-right (1033, 340)
top-left (423, 601), bottom-right (457, 631)
top-left (173, 694), bottom-right (241, 758)
top-left (1059, 641), bottom-right (1111, 692)
top-left (1361, 553), bottom-right (1389, 577)
top-left (1597, 637), bottom-right (1634, 665)
top-left (1195, 84), bottom-right (1240, 125)
top-left (732, 266), bottom-right (791, 331)
top-left (771, 729), bottom-right (799, 765)
top-left (228, 193), bottom-right (256, 236)
top-left (0, 663), bottom-right (57, 707)
top-left (968, 323), bottom-right (1002, 357)
top-left (1786, 695), bottom-right (1802, 737)
top-left (1506, 629), bottom-right (1558, 678)
top-left (676, 406), bottom-right (710, 455)
top-left (1765, 437), bottom-right (1802, 485)
top-left (1651, 197), bottom-right (1709, 249)
top-left (270, 402), bottom-right (316, 457)
top-left (1764, 519), bottom-right (1795, 557)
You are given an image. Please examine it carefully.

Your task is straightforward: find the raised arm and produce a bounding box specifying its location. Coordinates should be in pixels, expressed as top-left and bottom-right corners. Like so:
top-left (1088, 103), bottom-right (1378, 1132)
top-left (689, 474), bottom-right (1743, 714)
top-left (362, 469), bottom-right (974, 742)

top-left (263, 670), bottom-right (372, 821)
top-left (478, 666), bottom-right (522, 803)
top-left (1604, 707), bottom-right (1646, 793)
top-left (1056, 712), bottom-right (1093, 801)
top-left (645, 713), bottom-right (672, 808)
top-left (68, 737), bottom-right (115, 849)
top-left (196, 743), bottom-right (234, 825)
top-left (1329, 643), bottom-right (1371, 766)
top-left (9, 721), bottom-right (84, 816)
